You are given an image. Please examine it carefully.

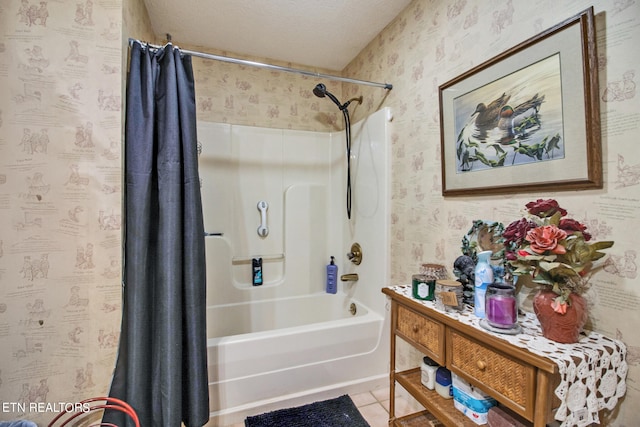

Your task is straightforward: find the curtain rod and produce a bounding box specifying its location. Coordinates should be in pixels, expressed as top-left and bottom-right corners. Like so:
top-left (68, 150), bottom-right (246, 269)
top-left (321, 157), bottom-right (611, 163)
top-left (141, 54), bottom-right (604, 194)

top-left (128, 38), bottom-right (393, 90)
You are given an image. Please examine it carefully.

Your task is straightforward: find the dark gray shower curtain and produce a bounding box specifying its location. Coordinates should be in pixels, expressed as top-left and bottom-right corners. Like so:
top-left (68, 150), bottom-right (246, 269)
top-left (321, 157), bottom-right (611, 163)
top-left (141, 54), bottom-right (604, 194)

top-left (104, 42), bottom-right (209, 427)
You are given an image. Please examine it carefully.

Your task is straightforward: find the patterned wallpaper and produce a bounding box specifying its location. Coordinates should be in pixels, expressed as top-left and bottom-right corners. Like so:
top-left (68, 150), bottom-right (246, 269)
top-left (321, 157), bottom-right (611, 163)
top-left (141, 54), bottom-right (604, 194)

top-left (342, 0), bottom-right (639, 424)
top-left (191, 49), bottom-right (348, 132)
top-left (0, 0), bottom-right (125, 423)
top-left (0, 0), bottom-right (638, 425)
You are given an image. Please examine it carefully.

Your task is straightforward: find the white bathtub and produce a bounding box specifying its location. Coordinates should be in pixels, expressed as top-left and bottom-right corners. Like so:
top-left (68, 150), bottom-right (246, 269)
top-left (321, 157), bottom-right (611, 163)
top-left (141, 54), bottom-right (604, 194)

top-left (206, 292), bottom-right (387, 425)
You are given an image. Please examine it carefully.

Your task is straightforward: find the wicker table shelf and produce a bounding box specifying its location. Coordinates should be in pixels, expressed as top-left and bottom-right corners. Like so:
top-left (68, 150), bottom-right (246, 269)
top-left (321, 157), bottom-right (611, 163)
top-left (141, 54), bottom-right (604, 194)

top-left (383, 287), bottom-right (558, 427)
top-left (392, 409), bottom-right (443, 426)
top-left (395, 369), bottom-right (474, 426)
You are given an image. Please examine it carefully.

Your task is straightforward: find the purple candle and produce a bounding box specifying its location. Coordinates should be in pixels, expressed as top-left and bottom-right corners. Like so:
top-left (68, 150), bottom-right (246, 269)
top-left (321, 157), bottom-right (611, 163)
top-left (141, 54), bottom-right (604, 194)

top-left (487, 294), bottom-right (517, 328)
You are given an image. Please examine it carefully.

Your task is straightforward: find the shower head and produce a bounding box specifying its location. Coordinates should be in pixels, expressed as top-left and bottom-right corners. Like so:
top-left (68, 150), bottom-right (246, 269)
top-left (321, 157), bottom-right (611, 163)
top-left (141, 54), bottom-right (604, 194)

top-left (313, 83), bottom-right (327, 98)
top-left (313, 83), bottom-right (344, 110)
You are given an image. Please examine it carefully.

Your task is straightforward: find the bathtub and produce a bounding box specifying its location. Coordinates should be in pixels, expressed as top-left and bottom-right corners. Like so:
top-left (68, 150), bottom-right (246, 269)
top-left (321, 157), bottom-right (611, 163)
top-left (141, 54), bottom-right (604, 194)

top-left (206, 292), bottom-right (387, 424)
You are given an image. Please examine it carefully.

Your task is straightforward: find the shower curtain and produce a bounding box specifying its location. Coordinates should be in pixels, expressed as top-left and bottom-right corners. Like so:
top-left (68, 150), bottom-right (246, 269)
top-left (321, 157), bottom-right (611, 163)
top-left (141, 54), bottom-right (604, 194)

top-left (103, 42), bottom-right (209, 427)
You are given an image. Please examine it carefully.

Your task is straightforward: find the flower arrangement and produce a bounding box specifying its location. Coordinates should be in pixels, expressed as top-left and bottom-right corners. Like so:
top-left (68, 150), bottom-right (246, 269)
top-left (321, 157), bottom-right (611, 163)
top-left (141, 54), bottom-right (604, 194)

top-left (503, 199), bottom-right (614, 314)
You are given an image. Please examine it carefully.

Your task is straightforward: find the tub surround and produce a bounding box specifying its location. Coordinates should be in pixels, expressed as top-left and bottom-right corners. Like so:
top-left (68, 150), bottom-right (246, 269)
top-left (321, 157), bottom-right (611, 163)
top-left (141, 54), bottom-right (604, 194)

top-left (200, 108), bottom-right (391, 424)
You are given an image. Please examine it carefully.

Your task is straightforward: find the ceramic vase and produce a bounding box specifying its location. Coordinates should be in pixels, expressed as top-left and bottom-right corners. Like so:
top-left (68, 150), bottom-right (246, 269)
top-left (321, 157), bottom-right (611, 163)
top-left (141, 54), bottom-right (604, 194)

top-left (532, 288), bottom-right (587, 344)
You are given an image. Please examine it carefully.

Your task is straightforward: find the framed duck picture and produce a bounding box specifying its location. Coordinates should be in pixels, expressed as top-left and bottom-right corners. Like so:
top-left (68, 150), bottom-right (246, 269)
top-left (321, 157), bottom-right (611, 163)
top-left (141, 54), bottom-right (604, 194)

top-left (439, 7), bottom-right (601, 196)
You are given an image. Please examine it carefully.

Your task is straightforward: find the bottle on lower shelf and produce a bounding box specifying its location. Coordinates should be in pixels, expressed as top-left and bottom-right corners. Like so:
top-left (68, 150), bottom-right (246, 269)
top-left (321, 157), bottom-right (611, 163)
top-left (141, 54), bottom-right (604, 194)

top-left (435, 367), bottom-right (452, 399)
top-left (420, 356), bottom-right (439, 390)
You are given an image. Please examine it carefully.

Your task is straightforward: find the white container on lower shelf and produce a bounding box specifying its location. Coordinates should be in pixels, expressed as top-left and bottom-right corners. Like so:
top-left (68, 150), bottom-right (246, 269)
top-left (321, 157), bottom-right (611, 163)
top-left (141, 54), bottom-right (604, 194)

top-left (452, 373), bottom-right (497, 425)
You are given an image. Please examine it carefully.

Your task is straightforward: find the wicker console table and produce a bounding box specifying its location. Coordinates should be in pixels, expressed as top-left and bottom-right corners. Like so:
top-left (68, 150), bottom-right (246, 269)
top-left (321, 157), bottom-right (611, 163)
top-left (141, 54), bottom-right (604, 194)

top-left (382, 285), bottom-right (627, 427)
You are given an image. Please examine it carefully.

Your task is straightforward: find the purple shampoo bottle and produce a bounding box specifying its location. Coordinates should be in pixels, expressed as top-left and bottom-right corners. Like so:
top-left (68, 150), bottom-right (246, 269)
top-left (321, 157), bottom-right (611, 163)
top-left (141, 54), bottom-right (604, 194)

top-left (326, 256), bottom-right (337, 294)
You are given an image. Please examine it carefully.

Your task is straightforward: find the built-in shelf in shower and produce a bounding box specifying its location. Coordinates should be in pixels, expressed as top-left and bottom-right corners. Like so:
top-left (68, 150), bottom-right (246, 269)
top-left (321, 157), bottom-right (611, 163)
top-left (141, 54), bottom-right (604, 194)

top-left (231, 253), bottom-right (285, 264)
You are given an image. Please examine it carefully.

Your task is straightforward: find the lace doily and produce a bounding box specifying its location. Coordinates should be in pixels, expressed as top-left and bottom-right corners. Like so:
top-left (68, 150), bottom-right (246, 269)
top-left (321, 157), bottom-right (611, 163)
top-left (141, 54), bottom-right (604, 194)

top-left (387, 285), bottom-right (628, 427)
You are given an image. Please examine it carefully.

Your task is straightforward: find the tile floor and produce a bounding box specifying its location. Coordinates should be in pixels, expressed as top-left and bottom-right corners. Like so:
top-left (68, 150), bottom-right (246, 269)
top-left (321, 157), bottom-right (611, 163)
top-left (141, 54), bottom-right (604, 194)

top-left (350, 387), bottom-right (399, 427)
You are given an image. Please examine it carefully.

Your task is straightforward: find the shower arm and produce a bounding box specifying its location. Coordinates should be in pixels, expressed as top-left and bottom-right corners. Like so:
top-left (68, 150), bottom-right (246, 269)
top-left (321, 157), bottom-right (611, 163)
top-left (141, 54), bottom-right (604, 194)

top-left (338, 96), bottom-right (364, 111)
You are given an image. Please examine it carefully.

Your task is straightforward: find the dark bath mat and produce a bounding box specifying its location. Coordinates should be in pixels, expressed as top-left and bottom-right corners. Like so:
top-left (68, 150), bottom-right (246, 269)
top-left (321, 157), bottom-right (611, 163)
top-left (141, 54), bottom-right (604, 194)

top-left (244, 394), bottom-right (370, 427)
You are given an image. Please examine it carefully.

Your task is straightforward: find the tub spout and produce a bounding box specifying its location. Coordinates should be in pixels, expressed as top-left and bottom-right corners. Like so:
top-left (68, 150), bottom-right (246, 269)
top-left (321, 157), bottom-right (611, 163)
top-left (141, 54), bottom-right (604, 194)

top-left (340, 273), bottom-right (359, 282)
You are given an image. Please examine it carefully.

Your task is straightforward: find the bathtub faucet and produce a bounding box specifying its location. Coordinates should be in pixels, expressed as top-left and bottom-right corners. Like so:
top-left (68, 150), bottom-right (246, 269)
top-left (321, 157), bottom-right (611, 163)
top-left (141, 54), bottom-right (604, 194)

top-left (340, 273), bottom-right (359, 282)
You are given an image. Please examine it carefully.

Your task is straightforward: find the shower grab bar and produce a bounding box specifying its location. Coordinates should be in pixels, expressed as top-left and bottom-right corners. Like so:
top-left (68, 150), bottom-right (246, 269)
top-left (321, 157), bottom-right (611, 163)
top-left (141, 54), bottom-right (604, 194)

top-left (205, 232), bottom-right (224, 236)
top-left (232, 253), bottom-right (284, 264)
top-left (257, 200), bottom-right (269, 237)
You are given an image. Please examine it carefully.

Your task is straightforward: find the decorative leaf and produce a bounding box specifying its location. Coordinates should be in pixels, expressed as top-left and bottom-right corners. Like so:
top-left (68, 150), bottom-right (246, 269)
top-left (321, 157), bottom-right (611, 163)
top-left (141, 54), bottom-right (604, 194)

top-left (549, 211), bottom-right (562, 225)
top-left (591, 241), bottom-right (614, 250)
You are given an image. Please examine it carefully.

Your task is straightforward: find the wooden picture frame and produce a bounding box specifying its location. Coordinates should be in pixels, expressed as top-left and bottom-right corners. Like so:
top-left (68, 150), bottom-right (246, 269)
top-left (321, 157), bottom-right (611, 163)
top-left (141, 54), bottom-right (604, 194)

top-left (439, 7), bottom-right (601, 196)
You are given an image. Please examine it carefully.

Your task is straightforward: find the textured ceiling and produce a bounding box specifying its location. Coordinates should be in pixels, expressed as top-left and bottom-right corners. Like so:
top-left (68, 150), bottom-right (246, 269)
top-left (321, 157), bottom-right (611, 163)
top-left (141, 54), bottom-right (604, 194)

top-left (142, 0), bottom-right (412, 71)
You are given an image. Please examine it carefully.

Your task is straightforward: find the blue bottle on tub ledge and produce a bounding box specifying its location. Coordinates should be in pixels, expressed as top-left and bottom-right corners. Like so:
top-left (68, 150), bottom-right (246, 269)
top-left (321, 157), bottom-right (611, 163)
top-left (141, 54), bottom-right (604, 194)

top-left (474, 250), bottom-right (494, 318)
top-left (326, 256), bottom-right (337, 294)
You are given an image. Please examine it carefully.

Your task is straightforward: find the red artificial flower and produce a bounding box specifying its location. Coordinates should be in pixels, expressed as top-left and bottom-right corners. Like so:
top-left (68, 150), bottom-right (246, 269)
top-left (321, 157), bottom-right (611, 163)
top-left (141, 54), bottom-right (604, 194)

top-left (525, 225), bottom-right (567, 254)
top-left (559, 218), bottom-right (592, 241)
top-left (503, 218), bottom-right (536, 245)
top-left (525, 199), bottom-right (567, 218)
